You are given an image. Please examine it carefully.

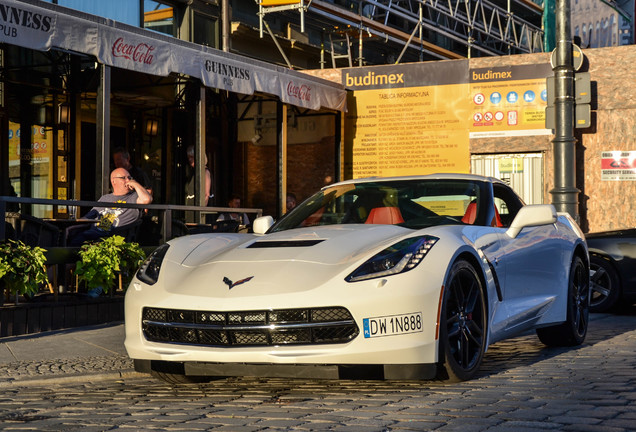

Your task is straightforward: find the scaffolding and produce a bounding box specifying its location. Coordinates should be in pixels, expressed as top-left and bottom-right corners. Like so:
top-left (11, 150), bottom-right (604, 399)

top-left (256, 0), bottom-right (545, 66)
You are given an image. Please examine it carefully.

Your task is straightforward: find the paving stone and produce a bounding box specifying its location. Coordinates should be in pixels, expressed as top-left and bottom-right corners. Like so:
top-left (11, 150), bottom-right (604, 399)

top-left (562, 425), bottom-right (628, 432)
top-left (0, 313), bottom-right (635, 430)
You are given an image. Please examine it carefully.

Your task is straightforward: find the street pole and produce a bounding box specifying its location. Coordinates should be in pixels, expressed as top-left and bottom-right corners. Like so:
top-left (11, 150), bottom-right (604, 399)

top-left (222, 0), bottom-right (230, 52)
top-left (550, 0), bottom-right (579, 220)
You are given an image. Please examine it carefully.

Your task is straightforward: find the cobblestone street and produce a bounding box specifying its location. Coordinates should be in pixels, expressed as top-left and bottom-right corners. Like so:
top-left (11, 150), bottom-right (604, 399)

top-left (1, 310), bottom-right (635, 431)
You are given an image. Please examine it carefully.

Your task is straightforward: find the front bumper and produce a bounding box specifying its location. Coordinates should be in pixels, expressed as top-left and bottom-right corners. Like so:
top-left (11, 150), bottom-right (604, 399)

top-left (134, 359), bottom-right (438, 380)
top-left (124, 258), bottom-right (446, 376)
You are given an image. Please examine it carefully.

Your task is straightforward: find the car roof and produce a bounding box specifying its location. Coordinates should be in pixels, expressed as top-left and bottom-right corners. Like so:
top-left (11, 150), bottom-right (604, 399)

top-left (323, 173), bottom-right (504, 189)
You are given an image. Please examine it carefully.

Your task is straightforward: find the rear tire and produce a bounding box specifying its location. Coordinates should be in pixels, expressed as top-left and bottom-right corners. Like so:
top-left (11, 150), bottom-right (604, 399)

top-left (150, 371), bottom-right (211, 385)
top-left (436, 260), bottom-right (487, 382)
top-left (537, 255), bottom-right (589, 346)
top-left (589, 254), bottom-right (620, 312)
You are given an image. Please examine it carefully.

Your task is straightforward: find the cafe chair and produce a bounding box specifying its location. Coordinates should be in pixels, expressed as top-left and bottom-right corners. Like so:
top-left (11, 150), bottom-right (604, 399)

top-left (61, 222), bottom-right (93, 247)
top-left (3, 221), bottom-right (17, 241)
top-left (18, 214), bottom-right (61, 247)
top-left (15, 215), bottom-right (61, 296)
top-left (62, 218), bottom-right (143, 246)
top-left (212, 220), bottom-right (240, 233)
top-left (171, 220), bottom-right (190, 240)
top-left (110, 218), bottom-right (144, 243)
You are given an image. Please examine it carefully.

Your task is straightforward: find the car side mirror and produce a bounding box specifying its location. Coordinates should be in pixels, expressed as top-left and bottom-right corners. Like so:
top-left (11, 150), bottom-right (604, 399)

top-left (252, 216), bottom-right (274, 234)
top-left (505, 204), bottom-right (557, 239)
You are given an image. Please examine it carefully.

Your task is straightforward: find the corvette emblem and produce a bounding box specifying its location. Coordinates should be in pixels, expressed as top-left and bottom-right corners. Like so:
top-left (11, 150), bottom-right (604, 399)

top-left (223, 276), bottom-right (254, 289)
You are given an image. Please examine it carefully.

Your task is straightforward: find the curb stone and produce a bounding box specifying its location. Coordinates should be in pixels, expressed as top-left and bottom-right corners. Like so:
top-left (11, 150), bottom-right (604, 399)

top-left (0, 369), bottom-right (144, 387)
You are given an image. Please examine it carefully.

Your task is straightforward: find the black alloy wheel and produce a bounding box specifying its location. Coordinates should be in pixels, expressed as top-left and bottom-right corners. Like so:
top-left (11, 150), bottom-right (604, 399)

top-left (589, 254), bottom-right (620, 312)
top-left (437, 259), bottom-right (487, 382)
top-left (537, 255), bottom-right (589, 346)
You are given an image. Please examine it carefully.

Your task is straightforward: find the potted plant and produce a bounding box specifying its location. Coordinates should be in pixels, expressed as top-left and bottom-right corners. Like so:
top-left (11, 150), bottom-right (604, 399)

top-left (75, 235), bottom-right (146, 296)
top-left (0, 239), bottom-right (50, 304)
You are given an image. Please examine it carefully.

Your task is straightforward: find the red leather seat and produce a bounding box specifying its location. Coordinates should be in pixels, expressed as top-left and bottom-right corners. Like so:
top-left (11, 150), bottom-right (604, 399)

top-left (493, 206), bottom-right (503, 227)
top-left (462, 202), bottom-right (503, 227)
top-left (462, 202), bottom-right (478, 224)
top-left (301, 208), bottom-right (324, 227)
top-left (365, 207), bottom-right (404, 225)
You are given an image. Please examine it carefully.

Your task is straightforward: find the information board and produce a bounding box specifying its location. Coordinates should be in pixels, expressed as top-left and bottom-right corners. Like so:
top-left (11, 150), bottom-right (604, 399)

top-left (469, 64), bottom-right (553, 138)
top-left (343, 61), bottom-right (470, 178)
top-left (342, 62), bottom-right (554, 179)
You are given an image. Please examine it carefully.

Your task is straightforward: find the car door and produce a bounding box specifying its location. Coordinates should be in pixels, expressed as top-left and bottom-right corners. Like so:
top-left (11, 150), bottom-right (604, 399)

top-left (487, 184), bottom-right (566, 340)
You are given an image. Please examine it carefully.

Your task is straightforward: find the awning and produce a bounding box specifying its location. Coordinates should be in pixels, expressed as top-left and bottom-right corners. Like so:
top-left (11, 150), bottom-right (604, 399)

top-left (0, 0), bottom-right (347, 112)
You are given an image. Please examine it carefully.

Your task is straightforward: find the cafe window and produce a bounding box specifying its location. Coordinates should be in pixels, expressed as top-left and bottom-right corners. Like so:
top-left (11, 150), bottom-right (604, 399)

top-left (193, 12), bottom-right (219, 47)
top-left (42, 0), bottom-right (141, 26)
top-left (3, 47), bottom-right (70, 218)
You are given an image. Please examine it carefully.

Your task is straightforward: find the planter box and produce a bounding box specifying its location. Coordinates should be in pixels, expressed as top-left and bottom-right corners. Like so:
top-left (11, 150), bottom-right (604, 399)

top-left (0, 294), bottom-right (124, 338)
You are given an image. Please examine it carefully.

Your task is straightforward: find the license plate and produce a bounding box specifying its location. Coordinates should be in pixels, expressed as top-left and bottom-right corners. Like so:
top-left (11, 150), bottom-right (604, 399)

top-left (363, 312), bottom-right (423, 338)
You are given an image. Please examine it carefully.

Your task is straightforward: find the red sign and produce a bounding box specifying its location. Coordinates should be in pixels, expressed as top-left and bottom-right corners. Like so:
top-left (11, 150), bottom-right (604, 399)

top-left (601, 151), bottom-right (636, 181)
top-left (112, 38), bottom-right (155, 65)
top-left (601, 157), bottom-right (636, 170)
top-left (287, 82), bottom-right (311, 102)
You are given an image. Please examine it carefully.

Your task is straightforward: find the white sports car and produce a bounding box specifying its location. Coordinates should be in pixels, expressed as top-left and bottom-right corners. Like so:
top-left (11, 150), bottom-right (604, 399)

top-left (125, 174), bottom-right (589, 383)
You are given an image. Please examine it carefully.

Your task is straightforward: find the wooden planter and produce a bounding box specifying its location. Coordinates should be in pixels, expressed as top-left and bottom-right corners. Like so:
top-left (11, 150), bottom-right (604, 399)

top-left (0, 294), bottom-right (124, 338)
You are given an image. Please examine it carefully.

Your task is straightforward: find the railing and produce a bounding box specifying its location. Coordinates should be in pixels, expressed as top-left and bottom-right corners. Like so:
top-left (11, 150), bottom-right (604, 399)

top-left (0, 196), bottom-right (263, 243)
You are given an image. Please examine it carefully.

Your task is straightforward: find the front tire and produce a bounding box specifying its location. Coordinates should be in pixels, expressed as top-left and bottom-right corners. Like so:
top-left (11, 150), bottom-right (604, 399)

top-left (436, 260), bottom-right (487, 382)
top-left (537, 255), bottom-right (589, 346)
top-left (589, 254), bottom-right (620, 312)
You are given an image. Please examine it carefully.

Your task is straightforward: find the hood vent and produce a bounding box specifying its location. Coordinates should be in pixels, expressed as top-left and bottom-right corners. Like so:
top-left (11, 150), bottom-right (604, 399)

top-left (247, 239), bottom-right (325, 248)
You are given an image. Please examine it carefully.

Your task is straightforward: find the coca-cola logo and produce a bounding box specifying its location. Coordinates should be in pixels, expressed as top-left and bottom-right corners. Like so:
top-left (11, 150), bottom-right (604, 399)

top-left (287, 82), bottom-right (311, 102)
top-left (112, 37), bottom-right (155, 65)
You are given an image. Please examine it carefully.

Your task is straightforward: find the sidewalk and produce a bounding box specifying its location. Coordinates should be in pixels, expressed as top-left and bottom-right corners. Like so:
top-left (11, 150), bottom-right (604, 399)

top-left (0, 322), bottom-right (140, 386)
top-left (0, 313), bottom-right (630, 388)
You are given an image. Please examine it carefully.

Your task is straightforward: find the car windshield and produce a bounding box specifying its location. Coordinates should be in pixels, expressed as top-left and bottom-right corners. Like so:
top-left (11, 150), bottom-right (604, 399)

top-left (270, 179), bottom-right (485, 232)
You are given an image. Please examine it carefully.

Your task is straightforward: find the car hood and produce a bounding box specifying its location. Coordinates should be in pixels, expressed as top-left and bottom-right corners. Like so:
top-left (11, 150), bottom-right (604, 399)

top-left (161, 225), bottom-right (422, 299)
top-left (180, 224), bottom-right (413, 267)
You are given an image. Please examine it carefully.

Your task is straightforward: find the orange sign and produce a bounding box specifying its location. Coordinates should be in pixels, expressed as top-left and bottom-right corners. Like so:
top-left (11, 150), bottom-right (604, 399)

top-left (260, 0), bottom-right (301, 6)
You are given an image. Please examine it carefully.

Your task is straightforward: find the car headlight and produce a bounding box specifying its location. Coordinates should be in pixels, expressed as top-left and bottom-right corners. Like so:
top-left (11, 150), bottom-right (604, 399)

top-left (136, 243), bottom-right (169, 285)
top-left (345, 236), bottom-right (439, 282)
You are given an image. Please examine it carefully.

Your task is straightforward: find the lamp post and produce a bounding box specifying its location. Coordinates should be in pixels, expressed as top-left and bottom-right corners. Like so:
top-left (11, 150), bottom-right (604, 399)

top-left (549, 0), bottom-right (579, 221)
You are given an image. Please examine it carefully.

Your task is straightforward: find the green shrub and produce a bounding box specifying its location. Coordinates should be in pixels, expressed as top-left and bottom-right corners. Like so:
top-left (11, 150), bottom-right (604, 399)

top-left (75, 235), bottom-right (146, 294)
top-left (0, 240), bottom-right (50, 296)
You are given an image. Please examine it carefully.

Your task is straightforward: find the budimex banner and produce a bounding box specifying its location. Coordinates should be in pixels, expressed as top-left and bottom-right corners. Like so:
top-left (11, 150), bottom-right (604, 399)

top-left (342, 61), bottom-right (471, 178)
top-left (469, 64), bottom-right (553, 138)
top-left (342, 62), bottom-right (552, 178)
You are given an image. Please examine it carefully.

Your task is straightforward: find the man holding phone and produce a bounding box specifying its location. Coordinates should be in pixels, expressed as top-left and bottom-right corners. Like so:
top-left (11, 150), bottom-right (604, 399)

top-left (68, 168), bottom-right (152, 245)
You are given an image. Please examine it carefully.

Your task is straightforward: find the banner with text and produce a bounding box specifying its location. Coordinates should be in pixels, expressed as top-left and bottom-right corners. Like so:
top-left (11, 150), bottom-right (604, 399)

top-left (601, 151), bottom-right (636, 180)
top-left (343, 61), bottom-right (470, 178)
top-left (342, 62), bottom-right (554, 178)
top-left (0, 0), bottom-right (345, 111)
top-left (469, 64), bottom-right (553, 138)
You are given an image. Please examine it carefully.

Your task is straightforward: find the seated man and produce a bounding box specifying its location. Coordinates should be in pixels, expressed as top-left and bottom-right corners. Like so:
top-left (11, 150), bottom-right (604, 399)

top-left (69, 168), bottom-right (152, 246)
top-left (217, 194), bottom-right (250, 227)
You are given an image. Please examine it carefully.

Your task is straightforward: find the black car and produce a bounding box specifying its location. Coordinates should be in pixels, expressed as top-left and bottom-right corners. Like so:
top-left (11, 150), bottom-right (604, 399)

top-left (587, 229), bottom-right (636, 312)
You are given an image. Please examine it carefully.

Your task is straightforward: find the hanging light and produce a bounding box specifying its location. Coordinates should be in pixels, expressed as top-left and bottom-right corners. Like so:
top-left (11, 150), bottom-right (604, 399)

top-left (145, 118), bottom-right (158, 137)
top-left (58, 103), bottom-right (70, 124)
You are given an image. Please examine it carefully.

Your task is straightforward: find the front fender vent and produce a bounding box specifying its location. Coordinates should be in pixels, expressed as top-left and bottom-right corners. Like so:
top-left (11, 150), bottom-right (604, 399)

top-left (142, 306), bottom-right (358, 347)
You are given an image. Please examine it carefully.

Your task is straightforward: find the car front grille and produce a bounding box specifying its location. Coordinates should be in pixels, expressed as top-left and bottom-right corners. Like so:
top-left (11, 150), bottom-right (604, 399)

top-left (142, 307), bottom-right (359, 347)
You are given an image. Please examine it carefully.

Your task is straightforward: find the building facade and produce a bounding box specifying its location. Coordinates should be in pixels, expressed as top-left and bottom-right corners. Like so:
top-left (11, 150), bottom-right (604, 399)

top-left (2, 0), bottom-right (636, 233)
top-left (0, 0), bottom-right (345, 223)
